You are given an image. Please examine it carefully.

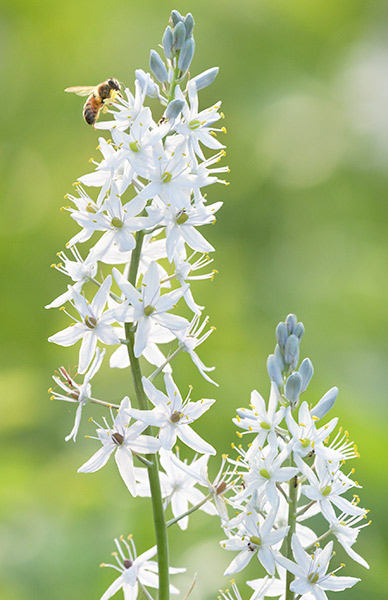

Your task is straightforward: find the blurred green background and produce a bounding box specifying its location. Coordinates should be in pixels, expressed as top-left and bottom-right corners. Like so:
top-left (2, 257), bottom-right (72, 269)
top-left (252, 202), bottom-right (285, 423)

top-left (1, 0), bottom-right (387, 598)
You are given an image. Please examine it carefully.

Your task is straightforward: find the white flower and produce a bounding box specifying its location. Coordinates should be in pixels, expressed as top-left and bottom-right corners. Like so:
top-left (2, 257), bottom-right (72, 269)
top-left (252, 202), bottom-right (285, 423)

top-left (328, 512), bottom-right (370, 569)
top-left (113, 261), bottom-right (189, 358)
top-left (147, 200), bottom-right (222, 262)
top-left (171, 452), bottom-right (237, 521)
top-left (232, 443), bottom-right (297, 508)
top-left (221, 509), bottom-right (288, 576)
top-left (110, 322), bottom-right (174, 372)
top-left (128, 374), bottom-right (216, 454)
top-left (94, 78), bottom-right (149, 132)
top-left (78, 137), bottom-right (132, 197)
top-left (276, 534), bottom-right (360, 599)
top-left (48, 275), bottom-right (120, 374)
top-left (100, 535), bottom-right (184, 600)
top-left (158, 449), bottom-right (216, 529)
top-left (137, 142), bottom-right (212, 210)
top-left (72, 191), bottom-right (157, 262)
top-left (295, 455), bottom-right (366, 523)
top-left (246, 573), bottom-right (286, 600)
top-left (174, 81), bottom-right (225, 163)
top-left (234, 383), bottom-right (286, 448)
top-left (286, 401), bottom-right (342, 461)
top-left (174, 315), bottom-right (218, 385)
top-left (78, 396), bottom-right (160, 495)
top-left (45, 246), bottom-right (97, 309)
top-left (50, 347), bottom-right (105, 442)
top-left (172, 251), bottom-right (216, 314)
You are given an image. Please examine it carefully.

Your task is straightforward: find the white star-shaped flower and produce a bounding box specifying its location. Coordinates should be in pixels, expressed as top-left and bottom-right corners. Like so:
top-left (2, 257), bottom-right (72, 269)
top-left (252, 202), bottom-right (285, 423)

top-left (276, 534), bottom-right (360, 599)
top-left (127, 374), bottom-right (216, 454)
top-left (78, 396), bottom-right (160, 496)
top-left (48, 275), bottom-right (120, 374)
top-left (113, 261), bottom-right (189, 358)
top-left (100, 535), bottom-right (184, 600)
top-left (50, 347), bottom-right (105, 442)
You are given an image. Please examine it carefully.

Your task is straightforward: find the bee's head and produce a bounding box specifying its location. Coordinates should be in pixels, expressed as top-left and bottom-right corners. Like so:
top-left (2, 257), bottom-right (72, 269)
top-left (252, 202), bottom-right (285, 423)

top-left (108, 78), bottom-right (120, 91)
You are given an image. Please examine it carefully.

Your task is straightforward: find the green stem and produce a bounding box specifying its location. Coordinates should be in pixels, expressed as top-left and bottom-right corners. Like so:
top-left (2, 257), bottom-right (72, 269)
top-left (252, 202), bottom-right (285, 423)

top-left (285, 465), bottom-right (298, 600)
top-left (148, 347), bottom-right (183, 382)
top-left (167, 57), bottom-right (181, 103)
top-left (166, 493), bottom-right (212, 528)
top-left (125, 230), bottom-right (170, 600)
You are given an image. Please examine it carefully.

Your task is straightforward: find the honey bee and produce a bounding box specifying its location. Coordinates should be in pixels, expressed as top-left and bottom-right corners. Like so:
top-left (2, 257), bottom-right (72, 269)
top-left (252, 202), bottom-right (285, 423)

top-left (65, 78), bottom-right (121, 126)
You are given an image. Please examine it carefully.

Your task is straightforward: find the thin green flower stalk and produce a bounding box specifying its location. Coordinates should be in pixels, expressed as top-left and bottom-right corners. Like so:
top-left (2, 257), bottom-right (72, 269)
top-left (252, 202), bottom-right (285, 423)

top-left (219, 314), bottom-right (369, 599)
top-left (47, 9), bottom-right (228, 600)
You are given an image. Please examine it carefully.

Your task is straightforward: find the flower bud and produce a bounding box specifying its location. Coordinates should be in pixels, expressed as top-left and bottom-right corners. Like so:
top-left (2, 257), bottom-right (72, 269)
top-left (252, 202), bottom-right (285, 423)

top-left (173, 22), bottom-right (186, 51)
top-left (178, 38), bottom-right (195, 72)
top-left (165, 98), bottom-right (184, 120)
top-left (285, 372), bottom-right (302, 406)
top-left (311, 387), bottom-right (338, 420)
top-left (298, 358), bottom-right (314, 393)
top-left (267, 354), bottom-right (283, 388)
top-left (284, 334), bottom-right (299, 369)
top-left (184, 13), bottom-right (195, 39)
top-left (286, 314), bottom-right (297, 334)
top-left (162, 26), bottom-right (174, 59)
top-left (190, 67), bottom-right (219, 91)
top-left (274, 344), bottom-right (286, 372)
top-left (276, 322), bottom-right (288, 350)
top-left (170, 9), bottom-right (183, 26)
top-left (294, 322), bottom-right (304, 340)
top-left (135, 69), bottom-right (160, 98)
top-left (150, 50), bottom-right (168, 83)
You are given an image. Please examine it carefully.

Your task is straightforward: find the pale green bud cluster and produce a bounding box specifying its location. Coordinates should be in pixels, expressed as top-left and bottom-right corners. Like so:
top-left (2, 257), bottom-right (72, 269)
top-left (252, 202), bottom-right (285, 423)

top-left (267, 313), bottom-right (314, 408)
top-left (150, 10), bottom-right (196, 85)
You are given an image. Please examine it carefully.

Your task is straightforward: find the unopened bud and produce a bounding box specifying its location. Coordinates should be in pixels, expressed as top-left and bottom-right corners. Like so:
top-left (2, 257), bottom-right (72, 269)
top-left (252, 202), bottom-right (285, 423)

top-left (276, 322), bottom-right (288, 350)
top-left (135, 69), bottom-right (160, 98)
top-left (165, 98), bottom-right (184, 121)
top-left (285, 372), bottom-right (302, 406)
top-left (170, 9), bottom-right (183, 26)
top-left (191, 67), bottom-right (219, 91)
top-left (274, 344), bottom-right (286, 372)
top-left (267, 354), bottom-right (283, 387)
top-left (150, 50), bottom-right (168, 83)
top-left (173, 22), bottom-right (186, 51)
top-left (311, 387), bottom-right (338, 420)
top-left (162, 26), bottom-right (174, 59)
top-left (284, 334), bottom-right (299, 368)
top-left (286, 314), bottom-right (297, 334)
top-left (298, 358), bottom-right (314, 393)
top-left (178, 38), bottom-right (195, 72)
top-left (184, 13), bottom-right (195, 39)
top-left (294, 322), bottom-right (304, 340)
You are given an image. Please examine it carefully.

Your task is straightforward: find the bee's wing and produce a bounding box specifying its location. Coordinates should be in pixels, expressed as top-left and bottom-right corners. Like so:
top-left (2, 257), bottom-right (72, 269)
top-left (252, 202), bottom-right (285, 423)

top-left (64, 86), bottom-right (97, 97)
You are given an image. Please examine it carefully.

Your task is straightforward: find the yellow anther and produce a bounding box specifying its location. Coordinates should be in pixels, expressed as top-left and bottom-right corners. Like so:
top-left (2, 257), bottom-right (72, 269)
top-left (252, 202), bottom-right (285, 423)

top-left (221, 126), bottom-right (227, 133)
top-left (236, 431), bottom-right (243, 438)
top-left (89, 157), bottom-right (94, 163)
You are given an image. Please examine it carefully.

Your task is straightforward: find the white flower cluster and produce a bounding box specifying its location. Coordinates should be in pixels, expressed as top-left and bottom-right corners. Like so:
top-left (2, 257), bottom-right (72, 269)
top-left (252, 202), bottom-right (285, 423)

top-left (47, 9), bottom-right (369, 600)
top-left (217, 314), bottom-right (370, 600)
top-left (47, 9), bottom-right (230, 600)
